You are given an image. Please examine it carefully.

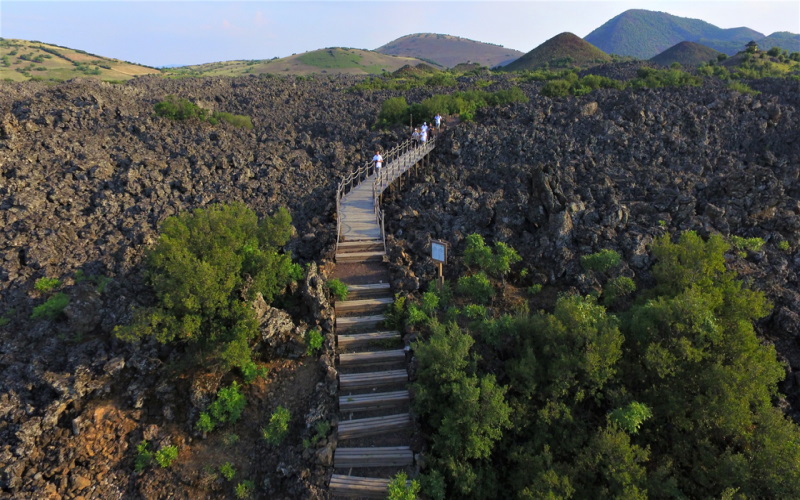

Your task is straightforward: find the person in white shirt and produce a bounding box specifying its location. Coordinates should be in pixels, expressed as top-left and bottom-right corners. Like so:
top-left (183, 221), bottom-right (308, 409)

top-left (372, 150), bottom-right (383, 173)
top-left (421, 122), bottom-right (428, 135)
top-left (420, 129), bottom-right (427, 143)
top-left (435, 113), bottom-right (442, 129)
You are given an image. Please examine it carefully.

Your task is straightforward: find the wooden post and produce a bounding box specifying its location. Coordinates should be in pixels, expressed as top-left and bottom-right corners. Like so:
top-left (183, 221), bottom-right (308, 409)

top-left (437, 262), bottom-right (444, 290)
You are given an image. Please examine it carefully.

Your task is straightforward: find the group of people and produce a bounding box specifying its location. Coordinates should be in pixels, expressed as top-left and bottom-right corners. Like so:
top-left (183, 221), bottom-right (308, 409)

top-left (373, 113), bottom-right (444, 174)
top-left (411, 113), bottom-right (443, 147)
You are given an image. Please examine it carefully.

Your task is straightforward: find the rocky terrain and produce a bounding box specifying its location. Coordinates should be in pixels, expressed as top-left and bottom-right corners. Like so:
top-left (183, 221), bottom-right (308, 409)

top-left (384, 77), bottom-right (800, 419)
top-left (1, 71), bottom-right (799, 498)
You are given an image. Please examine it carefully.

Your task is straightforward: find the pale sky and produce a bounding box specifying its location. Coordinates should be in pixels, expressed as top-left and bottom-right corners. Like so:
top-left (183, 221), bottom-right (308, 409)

top-left (1, 1), bottom-right (798, 67)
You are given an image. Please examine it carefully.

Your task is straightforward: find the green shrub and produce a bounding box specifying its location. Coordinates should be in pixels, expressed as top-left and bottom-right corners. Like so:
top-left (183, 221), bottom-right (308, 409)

top-left (155, 445), bottom-right (178, 468)
top-left (581, 249), bottom-right (621, 273)
top-left (728, 81), bottom-right (760, 95)
top-left (406, 304), bottom-right (429, 326)
top-left (463, 234), bottom-right (521, 279)
top-left (456, 272), bottom-right (494, 304)
top-left (155, 95), bottom-right (207, 121)
top-left (262, 406), bottom-right (290, 445)
top-left (778, 240), bottom-right (791, 252)
top-left (464, 304), bottom-right (488, 320)
top-left (387, 471), bottom-right (421, 500)
top-left (602, 276), bottom-right (636, 306)
top-left (212, 112), bottom-right (253, 129)
top-left (420, 291), bottom-right (440, 316)
top-left (114, 203), bottom-right (295, 369)
top-left (223, 433), bottom-right (240, 446)
top-left (209, 382), bottom-right (246, 425)
top-left (383, 294), bottom-right (406, 330)
top-left (730, 235), bottom-right (765, 253)
top-left (134, 441), bottom-right (153, 471)
top-left (305, 328), bottom-right (324, 356)
top-left (196, 412), bottom-right (215, 433)
top-left (528, 283), bottom-right (543, 295)
top-left (219, 462), bottom-right (236, 481)
top-left (31, 293), bottom-right (69, 320)
top-left (235, 479), bottom-right (255, 499)
top-left (327, 278), bottom-right (348, 301)
top-left (240, 360), bottom-right (267, 384)
top-left (377, 96), bottom-right (409, 128)
top-left (609, 402), bottom-right (653, 434)
top-left (420, 470), bottom-right (446, 500)
top-left (34, 277), bottom-right (61, 293)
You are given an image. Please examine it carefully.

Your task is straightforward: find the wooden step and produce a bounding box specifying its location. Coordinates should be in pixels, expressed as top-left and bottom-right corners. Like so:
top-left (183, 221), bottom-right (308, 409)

top-left (339, 369), bottom-right (407, 391)
top-left (329, 475), bottom-right (390, 499)
top-left (338, 413), bottom-right (412, 440)
top-left (334, 447), bottom-right (413, 468)
top-left (339, 390), bottom-right (410, 413)
top-left (338, 331), bottom-right (400, 350)
top-left (336, 315), bottom-right (384, 333)
top-left (346, 283), bottom-right (392, 300)
top-left (336, 297), bottom-right (393, 316)
top-left (335, 251), bottom-right (385, 264)
top-left (339, 349), bottom-right (405, 367)
top-left (337, 240), bottom-right (383, 253)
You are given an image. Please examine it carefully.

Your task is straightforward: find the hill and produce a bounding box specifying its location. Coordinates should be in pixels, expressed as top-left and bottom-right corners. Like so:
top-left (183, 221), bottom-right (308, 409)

top-left (376, 33), bottom-right (524, 68)
top-left (502, 32), bottom-right (611, 72)
top-left (760, 32), bottom-right (800, 53)
top-left (585, 9), bottom-right (763, 59)
top-left (650, 41), bottom-right (723, 67)
top-left (0, 38), bottom-right (160, 82)
top-left (164, 47), bottom-right (428, 77)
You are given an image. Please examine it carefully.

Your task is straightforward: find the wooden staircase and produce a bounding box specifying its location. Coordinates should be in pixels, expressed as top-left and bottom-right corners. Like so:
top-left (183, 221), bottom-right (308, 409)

top-left (329, 138), bottom-right (435, 498)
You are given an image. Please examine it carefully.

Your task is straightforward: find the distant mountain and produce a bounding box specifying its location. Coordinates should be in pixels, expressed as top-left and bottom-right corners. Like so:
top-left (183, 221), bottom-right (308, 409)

top-left (760, 32), bottom-right (800, 53)
top-left (376, 33), bottom-right (524, 68)
top-left (585, 9), bottom-right (763, 59)
top-left (502, 33), bottom-right (611, 72)
top-left (650, 41), bottom-right (723, 67)
top-left (0, 38), bottom-right (160, 82)
top-left (165, 48), bottom-right (428, 77)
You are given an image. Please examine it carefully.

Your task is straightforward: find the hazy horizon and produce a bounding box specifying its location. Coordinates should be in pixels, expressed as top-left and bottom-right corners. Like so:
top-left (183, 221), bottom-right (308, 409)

top-left (2, 0), bottom-right (798, 67)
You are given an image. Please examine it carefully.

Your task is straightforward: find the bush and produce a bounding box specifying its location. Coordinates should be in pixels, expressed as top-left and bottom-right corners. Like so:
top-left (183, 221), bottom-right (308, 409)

top-left (155, 95), bottom-right (207, 121)
top-left (327, 278), bottom-right (348, 301)
top-left (209, 382), bottom-right (247, 425)
top-left (134, 441), bottom-right (153, 471)
top-left (383, 294), bottom-right (406, 330)
top-left (155, 445), bottom-right (178, 468)
top-left (463, 234), bottom-right (521, 279)
top-left (420, 290), bottom-right (440, 316)
top-left (377, 96), bottom-right (409, 128)
top-left (220, 462), bottom-right (236, 481)
top-left (212, 111), bottom-right (253, 129)
top-left (305, 328), bottom-right (323, 356)
top-left (603, 276), bottom-right (636, 306)
top-left (34, 277), bottom-right (61, 293)
top-left (528, 283), bottom-right (543, 295)
top-left (387, 471), bottom-right (421, 500)
top-left (262, 406), bottom-right (290, 445)
top-left (728, 81), bottom-right (760, 95)
top-left (456, 272), bottom-right (495, 304)
top-left (235, 480), bottom-right (255, 499)
top-left (114, 203), bottom-right (295, 369)
top-left (730, 235), bottom-right (765, 253)
top-left (778, 240), bottom-right (790, 252)
top-left (581, 249), bottom-right (621, 273)
top-left (609, 402), bottom-right (653, 434)
top-left (31, 293), bottom-right (69, 320)
top-left (240, 360), bottom-right (267, 384)
top-left (196, 412), bottom-right (215, 433)
top-left (406, 304), bottom-right (429, 326)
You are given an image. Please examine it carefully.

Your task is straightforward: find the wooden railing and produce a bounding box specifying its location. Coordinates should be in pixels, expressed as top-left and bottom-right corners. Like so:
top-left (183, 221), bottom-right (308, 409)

top-left (336, 136), bottom-right (436, 253)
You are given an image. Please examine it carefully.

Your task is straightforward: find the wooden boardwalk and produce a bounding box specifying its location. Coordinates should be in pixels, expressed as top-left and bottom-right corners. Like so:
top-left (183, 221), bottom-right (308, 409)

top-left (337, 139), bottom-right (435, 247)
top-left (329, 137), bottom-right (435, 498)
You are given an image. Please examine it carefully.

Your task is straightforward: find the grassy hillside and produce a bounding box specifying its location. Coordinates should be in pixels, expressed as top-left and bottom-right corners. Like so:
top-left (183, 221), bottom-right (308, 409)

top-left (760, 32), bottom-right (800, 53)
top-left (585, 9), bottom-right (764, 59)
top-left (164, 48), bottom-right (426, 77)
top-left (650, 41), bottom-right (723, 67)
top-left (0, 38), bottom-right (160, 82)
top-left (502, 33), bottom-right (611, 72)
top-left (376, 33), bottom-right (524, 68)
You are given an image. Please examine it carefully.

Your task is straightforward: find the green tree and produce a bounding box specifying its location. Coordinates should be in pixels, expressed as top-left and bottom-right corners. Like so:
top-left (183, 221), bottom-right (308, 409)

top-left (115, 203), bottom-right (295, 368)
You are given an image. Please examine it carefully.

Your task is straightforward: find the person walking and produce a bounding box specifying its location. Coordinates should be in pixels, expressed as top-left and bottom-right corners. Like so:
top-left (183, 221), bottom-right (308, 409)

top-left (434, 113), bottom-right (442, 129)
top-left (411, 127), bottom-right (420, 146)
top-left (372, 150), bottom-right (383, 174)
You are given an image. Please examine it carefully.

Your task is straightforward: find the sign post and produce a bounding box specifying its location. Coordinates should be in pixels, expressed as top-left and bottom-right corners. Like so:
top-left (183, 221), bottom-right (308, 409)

top-left (431, 239), bottom-right (448, 290)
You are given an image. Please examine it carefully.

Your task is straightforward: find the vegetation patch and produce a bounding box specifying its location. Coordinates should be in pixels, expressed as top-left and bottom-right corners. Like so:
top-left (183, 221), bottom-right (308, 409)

top-left (154, 95), bottom-right (253, 129)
